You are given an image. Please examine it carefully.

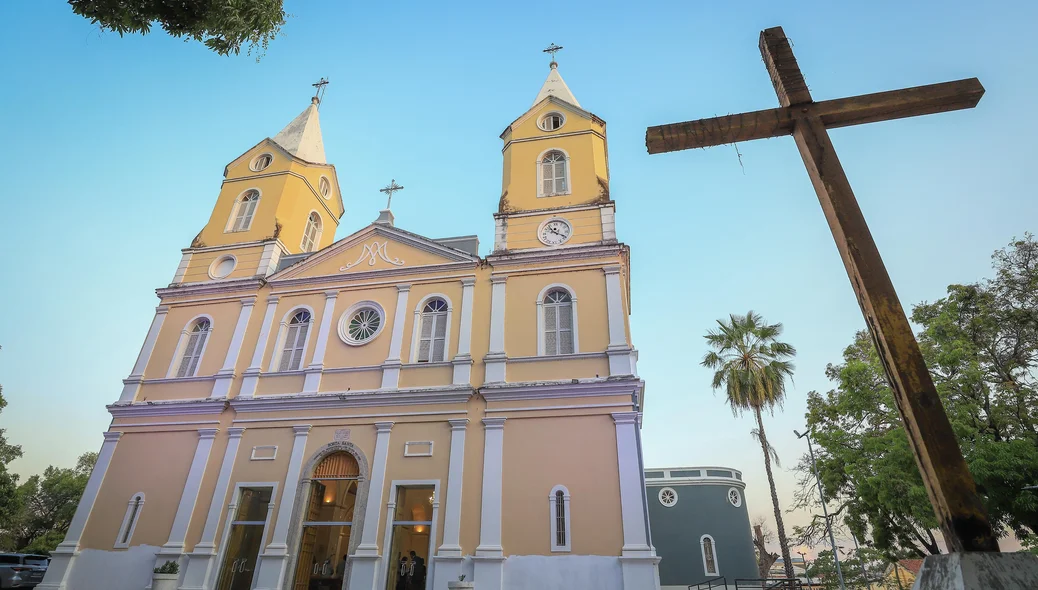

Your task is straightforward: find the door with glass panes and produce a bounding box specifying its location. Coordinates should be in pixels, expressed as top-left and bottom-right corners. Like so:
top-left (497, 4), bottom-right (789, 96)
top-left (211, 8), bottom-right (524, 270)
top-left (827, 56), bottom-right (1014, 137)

top-left (292, 452), bottom-right (361, 590)
top-left (214, 486), bottom-right (273, 590)
top-left (385, 486), bottom-right (434, 590)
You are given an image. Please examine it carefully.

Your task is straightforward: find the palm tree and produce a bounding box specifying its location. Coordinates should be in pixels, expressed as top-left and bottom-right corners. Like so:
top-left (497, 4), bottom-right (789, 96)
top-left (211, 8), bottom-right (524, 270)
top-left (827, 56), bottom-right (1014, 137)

top-left (702, 311), bottom-right (797, 581)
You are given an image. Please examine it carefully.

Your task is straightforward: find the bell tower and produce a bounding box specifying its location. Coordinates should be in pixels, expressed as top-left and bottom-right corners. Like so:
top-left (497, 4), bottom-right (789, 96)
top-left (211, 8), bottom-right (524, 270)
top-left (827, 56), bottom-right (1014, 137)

top-left (494, 49), bottom-right (615, 252)
top-left (172, 92), bottom-right (346, 284)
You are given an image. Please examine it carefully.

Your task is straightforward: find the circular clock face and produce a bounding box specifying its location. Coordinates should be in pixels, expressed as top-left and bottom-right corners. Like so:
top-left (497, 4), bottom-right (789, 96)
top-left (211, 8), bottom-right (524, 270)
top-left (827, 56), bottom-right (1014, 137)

top-left (538, 219), bottom-right (572, 246)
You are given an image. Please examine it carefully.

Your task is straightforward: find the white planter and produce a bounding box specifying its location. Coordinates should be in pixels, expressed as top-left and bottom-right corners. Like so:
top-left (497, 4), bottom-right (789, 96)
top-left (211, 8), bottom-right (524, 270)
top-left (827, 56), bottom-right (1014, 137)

top-left (152, 572), bottom-right (179, 590)
top-left (447, 582), bottom-right (474, 590)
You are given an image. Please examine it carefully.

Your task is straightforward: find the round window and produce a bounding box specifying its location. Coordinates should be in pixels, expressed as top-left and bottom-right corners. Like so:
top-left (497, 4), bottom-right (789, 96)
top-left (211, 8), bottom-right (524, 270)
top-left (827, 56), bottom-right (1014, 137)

top-left (319, 176), bottom-right (332, 198)
top-left (658, 487), bottom-right (678, 507)
top-left (208, 255), bottom-right (236, 279)
top-left (338, 302), bottom-right (386, 345)
top-left (728, 487), bottom-right (742, 507)
top-left (538, 112), bottom-right (565, 131)
top-left (251, 153), bottom-right (273, 172)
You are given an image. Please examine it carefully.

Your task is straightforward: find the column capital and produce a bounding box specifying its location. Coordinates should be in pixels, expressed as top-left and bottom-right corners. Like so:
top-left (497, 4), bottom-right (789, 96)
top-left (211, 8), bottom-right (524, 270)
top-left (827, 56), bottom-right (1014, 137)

top-left (396, 283), bottom-right (412, 293)
top-left (482, 417), bottom-right (506, 430)
top-left (448, 419), bottom-right (469, 430)
top-left (324, 290), bottom-right (339, 299)
top-left (611, 411), bottom-right (639, 425)
top-left (102, 431), bottom-right (123, 442)
top-left (602, 264), bottom-right (623, 276)
top-left (155, 305), bottom-right (170, 314)
top-left (239, 297), bottom-right (257, 307)
top-left (490, 274), bottom-right (508, 285)
top-left (293, 424), bottom-right (313, 435)
top-left (266, 295), bottom-right (280, 304)
top-left (227, 427), bottom-right (246, 438)
top-left (375, 421), bottom-right (395, 433)
top-left (198, 428), bottom-right (219, 439)
top-left (460, 277), bottom-right (477, 287)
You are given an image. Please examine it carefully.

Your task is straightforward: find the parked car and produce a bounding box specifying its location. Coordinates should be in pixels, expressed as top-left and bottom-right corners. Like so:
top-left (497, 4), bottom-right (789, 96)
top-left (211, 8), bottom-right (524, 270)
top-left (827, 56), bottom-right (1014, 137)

top-left (0, 554), bottom-right (48, 588)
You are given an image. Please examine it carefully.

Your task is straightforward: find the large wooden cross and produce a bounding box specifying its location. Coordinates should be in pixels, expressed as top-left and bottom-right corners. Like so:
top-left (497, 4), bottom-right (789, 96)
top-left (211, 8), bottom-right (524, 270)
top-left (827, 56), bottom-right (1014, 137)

top-left (647, 26), bottom-right (998, 553)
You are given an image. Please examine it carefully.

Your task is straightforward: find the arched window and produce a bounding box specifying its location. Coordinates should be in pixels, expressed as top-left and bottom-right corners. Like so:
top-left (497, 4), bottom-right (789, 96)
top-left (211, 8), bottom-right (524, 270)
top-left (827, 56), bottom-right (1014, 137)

top-left (416, 298), bottom-right (449, 363)
top-left (229, 190), bottom-right (260, 232)
top-left (542, 289), bottom-right (574, 355)
top-left (114, 492), bottom-right (145, 548)
top-left (701, 534), bottom-right (719, 576)
top-left (549, 485), bottom-right (571, 552)
top-left (277, 310), bottom-right (312, 372)
top-left (540, 150), bottom-right (569, 197)
top-left (173, 318), bottom-right (211, 378)
top-left (293, 452), bottom-right (360, 589)
top-left (301, 212), bottom-right (322, 252)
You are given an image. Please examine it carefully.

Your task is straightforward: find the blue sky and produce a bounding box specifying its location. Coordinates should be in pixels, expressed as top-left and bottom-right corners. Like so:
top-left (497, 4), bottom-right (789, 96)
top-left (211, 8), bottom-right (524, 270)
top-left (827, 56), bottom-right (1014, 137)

top-left (2, 0), bottom-right (1036, 549)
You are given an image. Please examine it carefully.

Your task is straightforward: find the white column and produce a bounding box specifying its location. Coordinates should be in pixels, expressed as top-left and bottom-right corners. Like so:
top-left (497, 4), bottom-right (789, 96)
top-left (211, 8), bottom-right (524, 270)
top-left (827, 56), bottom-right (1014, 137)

top-left (439, 419), bottom-right (468, 555)
top-left (473, 417), bottom-right (506, 590)
top-left (451, 278), bottom-right (476, 385)
top-left (493, 216), bottom-right (507, 252)
top-left (612, 412), bottom-right (650, 554)
top-left (381, 284), bottom-right (411, 389)
top-left (256, 241), bottom-right (283, 278)
top-left (118, 306), bottom-right (169, 403)
top-left (181, 428), bottom-right (245, 590)
top-left (211, 299), bottom-right (255, 398)
top-left (603, 265), bottom-right (635, 376)
top-left (254, 424), bottom-right (310, 590)
top-left (348, 422), bottom-right (394, 590)
top-left (484, 275), bottom-right (507, 383)
top-left (240, 297), bottom-right (279, 398)
top-left (600, 204), bottom-right (617, 243)
top-left (38, 431), bottom-right (122, 590)
top-left (172, 252), bottom-right (193, 283)
top-left (303, 291), bottom-right (338, 392)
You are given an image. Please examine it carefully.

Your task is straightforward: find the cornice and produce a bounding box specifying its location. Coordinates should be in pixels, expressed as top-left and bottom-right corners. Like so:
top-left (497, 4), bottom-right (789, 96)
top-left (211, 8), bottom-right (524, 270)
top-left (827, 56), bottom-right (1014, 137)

top-left (479, 376), bottom-right (643, 402)
top-left (231, 386), bottom-right (475, 413)
top-left (108, 398), bottom-right (229, 418)
top-left (269, 261), bottom-right (479, 290)
top-left (493, 201), bottom-right (614, 220)
top-left (157, 277), bottom-right (264, 299)
top-left (487, 243), bottom-right (628, 267)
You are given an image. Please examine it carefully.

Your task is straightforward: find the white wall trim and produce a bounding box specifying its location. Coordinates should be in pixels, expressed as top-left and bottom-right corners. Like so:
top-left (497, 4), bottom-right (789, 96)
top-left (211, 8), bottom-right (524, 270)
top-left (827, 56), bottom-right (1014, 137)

top-left (165, 314), bottom-right (215, 379)
top-left (535, 283), bottom-right (580, 356)
top-left (409, 292), bottom-right (454, 364)
top-left (268, 304), bottom-right (317, 373)
top-left (700, 534), bottom-right (719, 577)
top-left (113, 492), bottom-right (146, 549)
top-left (548, 485), bottom-right (572, 552)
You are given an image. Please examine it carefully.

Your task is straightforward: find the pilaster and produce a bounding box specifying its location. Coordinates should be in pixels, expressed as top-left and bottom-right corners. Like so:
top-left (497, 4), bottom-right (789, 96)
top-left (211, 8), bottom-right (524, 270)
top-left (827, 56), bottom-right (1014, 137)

top-left (348, 422), bottom-right (394, 590)
top-left (473, 417), bottom-right (506, 590)
top-left (118, 306), bottom-right (169, 403)
top-left (451, 278), bottom-right (476, 385)
top-left (303, 291), bottom-right (338, 393)
top-left (604, 265), bottom-right (635, 376)
top-left (381, 284), bottom-right (411, 389)
top-left (484, 275), bottom-right (507, 383)
top-left (432, 419), bottom-right (469, 590)
top-left (254, 425), bottom-right (311, 590)
top-left (211, 299), bottom-right (255, 398)
top-left (240, 296), bottom-right (279, 398)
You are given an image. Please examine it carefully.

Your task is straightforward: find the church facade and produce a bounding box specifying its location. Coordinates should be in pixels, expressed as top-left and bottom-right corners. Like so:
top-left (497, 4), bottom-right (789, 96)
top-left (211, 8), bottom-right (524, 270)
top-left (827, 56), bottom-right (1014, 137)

top-left (40, 61), bottom-right (659, 590)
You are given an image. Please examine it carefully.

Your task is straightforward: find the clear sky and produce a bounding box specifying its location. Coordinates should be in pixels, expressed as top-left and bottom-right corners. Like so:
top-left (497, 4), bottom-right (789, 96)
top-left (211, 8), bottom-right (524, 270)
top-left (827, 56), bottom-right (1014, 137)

top-left (2, 0), bottom-right (1036, 555)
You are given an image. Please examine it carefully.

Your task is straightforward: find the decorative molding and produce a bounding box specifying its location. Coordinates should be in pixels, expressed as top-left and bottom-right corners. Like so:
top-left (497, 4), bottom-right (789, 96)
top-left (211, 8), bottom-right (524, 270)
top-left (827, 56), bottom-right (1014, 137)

top-left (480, 377), bottom-right (643, 402)
top-left (485, 402), bottom-right (632, 414)
top-left (251, 445), bottom-right (278, 461)
top-left (157, 277), bottom-right (265, 299)
top-left (506, 351), bottom-right (606, 363)
top-left (108, 398), bottom-right (227, 418)
top-left (403, 441), bottom-right (434, 457)
top-left (487, 243), bottom-right (628, 267)
top-left (228, 386), bottom-right (473, 413)
top-left (334, 428), bottom-right (351, 441)
top-left (339, 241), bottom-right (405, 271)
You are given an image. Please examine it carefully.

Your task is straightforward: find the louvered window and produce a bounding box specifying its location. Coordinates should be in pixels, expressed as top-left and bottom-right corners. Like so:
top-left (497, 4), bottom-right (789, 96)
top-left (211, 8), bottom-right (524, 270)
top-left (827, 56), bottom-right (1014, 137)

top-left (176, 318), bottom-right (211, 377)
top-left (231, 190), bottom-right (260, 232)
top-left (278, 310), bottom-right (312, 372)
top-left (417, 298), bottom-right (448, 363)
top-left (541, 151), bottom-right (568, 196)
top-left (543, 289), bottom-right (574, 355)
top-left (301, 212), bottom-right (322, 252)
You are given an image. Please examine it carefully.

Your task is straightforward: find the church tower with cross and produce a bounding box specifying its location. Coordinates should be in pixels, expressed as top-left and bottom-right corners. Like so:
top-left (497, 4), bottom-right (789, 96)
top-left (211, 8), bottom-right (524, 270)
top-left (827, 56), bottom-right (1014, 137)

top-left (42, 53), bottom-right (659, 590)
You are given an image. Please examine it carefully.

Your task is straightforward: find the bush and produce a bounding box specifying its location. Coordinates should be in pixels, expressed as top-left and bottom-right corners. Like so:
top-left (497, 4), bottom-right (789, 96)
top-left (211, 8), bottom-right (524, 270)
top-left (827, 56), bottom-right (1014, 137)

top-left (154, 560), bottom-right (179, 574)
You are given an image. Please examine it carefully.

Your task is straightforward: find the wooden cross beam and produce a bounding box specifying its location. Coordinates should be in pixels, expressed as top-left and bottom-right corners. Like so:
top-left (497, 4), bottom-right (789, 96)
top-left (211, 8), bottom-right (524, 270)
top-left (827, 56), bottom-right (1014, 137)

top-left (646, 26), bottom-right (999, 554)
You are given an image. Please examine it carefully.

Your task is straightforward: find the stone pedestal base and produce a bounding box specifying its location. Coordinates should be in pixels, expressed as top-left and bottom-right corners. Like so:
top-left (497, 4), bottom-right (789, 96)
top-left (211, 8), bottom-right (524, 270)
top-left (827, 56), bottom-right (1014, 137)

top-left (913, 552), bottom-right (1038, 589)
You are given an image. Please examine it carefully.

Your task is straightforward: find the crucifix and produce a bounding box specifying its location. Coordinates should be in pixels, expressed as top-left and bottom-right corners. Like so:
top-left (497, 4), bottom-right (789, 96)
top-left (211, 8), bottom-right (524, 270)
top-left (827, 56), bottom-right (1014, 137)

top-left (379, 179), bottom-right (404, 210)
top-left (543, 42), bottom-right (563, 62)
top-left (312, 77), bottom-right (329, 106)
top-left (647, 27), bottom-right (997, 553)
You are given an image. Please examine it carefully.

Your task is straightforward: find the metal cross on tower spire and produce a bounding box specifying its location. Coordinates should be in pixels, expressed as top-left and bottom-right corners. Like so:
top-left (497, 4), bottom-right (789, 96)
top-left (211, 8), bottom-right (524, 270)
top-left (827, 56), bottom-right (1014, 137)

top-left (543, 43), bottom-right (563, 64)
top-left (312, 77), bottom-right (329, 107)
top-left (379, 179), bottom-right (404, 210)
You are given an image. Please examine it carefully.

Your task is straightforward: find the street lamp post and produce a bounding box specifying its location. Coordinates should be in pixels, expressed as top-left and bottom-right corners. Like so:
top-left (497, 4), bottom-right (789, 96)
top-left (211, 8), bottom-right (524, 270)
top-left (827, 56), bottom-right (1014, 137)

top-left (798, 550), bottom-right (813, 588)
top-left (795, 428), bottom-right (846, 590)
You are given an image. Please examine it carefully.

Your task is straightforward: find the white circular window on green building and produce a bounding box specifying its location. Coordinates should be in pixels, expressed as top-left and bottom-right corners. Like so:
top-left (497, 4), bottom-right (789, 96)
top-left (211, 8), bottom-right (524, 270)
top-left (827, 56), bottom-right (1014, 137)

top-left (658, 487), bottom-right (678, 507)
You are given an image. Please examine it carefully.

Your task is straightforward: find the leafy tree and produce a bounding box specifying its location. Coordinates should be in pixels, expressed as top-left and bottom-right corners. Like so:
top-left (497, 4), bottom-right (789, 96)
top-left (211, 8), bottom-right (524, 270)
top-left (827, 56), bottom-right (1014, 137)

top-left (795, 235), bottom-right (1038, 556)
top-left (68, 0), bottom-right (286, 56)
top-left (0, 381), bottom-right (25, 547)
top-left (7, 452), bottom-right (97, 553)
top-left (805, 547), bottom-right (888, 590)
top-left (702, 311), bottom-right (798, 579)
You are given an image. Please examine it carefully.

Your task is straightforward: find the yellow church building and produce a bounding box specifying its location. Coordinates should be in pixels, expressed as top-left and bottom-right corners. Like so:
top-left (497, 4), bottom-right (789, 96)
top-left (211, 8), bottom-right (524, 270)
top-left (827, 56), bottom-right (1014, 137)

top-left (40, 59), bottom-right (660, 590)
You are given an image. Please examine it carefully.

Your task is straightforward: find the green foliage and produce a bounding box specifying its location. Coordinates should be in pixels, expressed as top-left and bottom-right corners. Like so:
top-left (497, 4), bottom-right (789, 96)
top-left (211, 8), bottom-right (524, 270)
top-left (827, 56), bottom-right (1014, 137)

top-left (155, 560), bottom-right (180, 574)
top-left (703, 311), bottom-right (797, 579)
top-left (67, 0), bottom-right (286, 57)
top-left (0, 382), bottom-right (24, 548)
top-left (805, 548), bottom-right (889, 590)
top-left (3, 452), bottom-right (98, 553)
top-left (797, 234), bottom-right (1038, 556)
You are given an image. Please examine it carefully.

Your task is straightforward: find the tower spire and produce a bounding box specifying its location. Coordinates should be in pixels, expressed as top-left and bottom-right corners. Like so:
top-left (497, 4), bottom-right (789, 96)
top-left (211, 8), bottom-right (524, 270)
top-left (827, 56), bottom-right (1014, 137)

top-left (272, 97), bottom-right (327, 164)
top-left (534, 44), bottom-right (580, 107)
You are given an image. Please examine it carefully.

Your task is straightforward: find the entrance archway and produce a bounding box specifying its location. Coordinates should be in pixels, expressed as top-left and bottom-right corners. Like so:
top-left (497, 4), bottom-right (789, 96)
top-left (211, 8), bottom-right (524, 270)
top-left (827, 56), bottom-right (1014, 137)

top-left (285, 442), bottom-right (370, 590)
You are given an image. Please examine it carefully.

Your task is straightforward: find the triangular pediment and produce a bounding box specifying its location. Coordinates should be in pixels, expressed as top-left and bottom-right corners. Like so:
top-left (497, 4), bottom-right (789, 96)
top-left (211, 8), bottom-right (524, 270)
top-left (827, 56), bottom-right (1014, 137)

top-left (500, 96), bottom-right (596, 139)
top-left (270, 224), bottom-right (480, 282)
